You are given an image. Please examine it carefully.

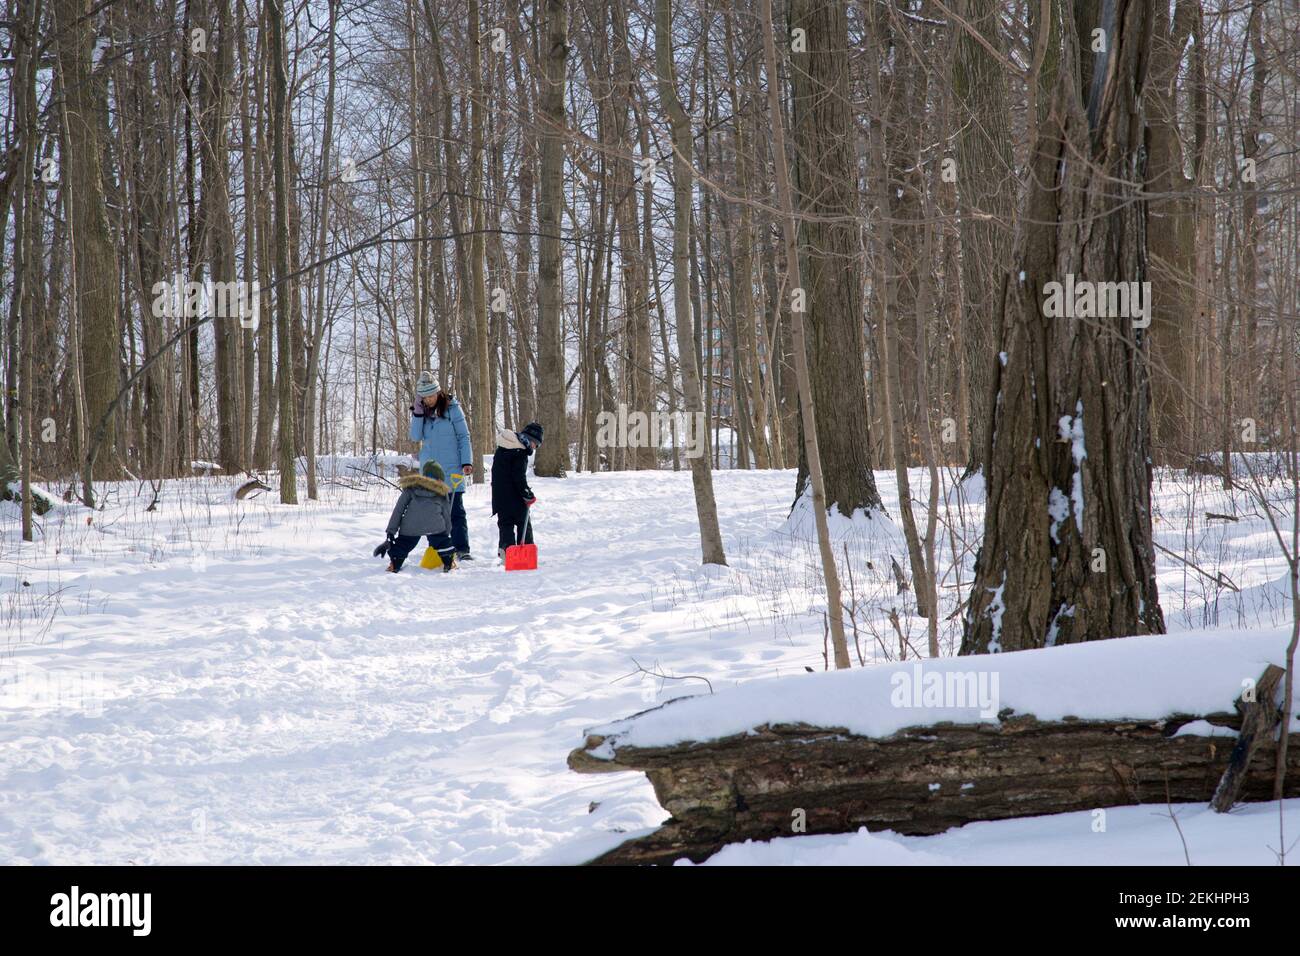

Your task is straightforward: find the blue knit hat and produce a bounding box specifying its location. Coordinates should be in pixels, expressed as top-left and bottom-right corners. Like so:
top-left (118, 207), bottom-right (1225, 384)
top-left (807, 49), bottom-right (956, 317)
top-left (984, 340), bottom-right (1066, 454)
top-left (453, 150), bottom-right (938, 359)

top-left (415, 371), bottom-right (439, 399)
top-left (422, 460), bottom-right (445, 481)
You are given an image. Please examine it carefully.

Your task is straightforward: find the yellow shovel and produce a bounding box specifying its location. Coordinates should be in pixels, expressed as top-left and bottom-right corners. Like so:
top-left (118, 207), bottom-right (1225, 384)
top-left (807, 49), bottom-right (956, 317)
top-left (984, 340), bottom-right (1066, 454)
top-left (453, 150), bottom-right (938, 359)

top-left (419, 546), bottom-right (443, 570)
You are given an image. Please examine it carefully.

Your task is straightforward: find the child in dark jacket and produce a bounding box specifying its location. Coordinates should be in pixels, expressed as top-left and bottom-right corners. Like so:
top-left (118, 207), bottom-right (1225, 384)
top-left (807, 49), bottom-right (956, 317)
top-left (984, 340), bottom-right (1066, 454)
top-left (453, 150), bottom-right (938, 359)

top-left (491, 422), bottom-right (543, 558)
top-left (380, 460), bottom-right (457, 572)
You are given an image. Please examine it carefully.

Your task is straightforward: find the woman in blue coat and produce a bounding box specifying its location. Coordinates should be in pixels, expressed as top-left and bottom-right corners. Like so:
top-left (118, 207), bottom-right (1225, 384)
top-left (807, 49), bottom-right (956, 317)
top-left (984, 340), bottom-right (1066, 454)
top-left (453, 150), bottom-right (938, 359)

top-left (410, 371), bottom-right (475, 559)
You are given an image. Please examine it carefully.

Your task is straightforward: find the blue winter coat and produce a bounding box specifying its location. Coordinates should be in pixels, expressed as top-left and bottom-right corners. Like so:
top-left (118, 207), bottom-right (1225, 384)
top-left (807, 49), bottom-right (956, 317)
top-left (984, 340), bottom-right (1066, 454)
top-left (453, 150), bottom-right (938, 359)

top-left (409, 399), bottom-right (473, 492)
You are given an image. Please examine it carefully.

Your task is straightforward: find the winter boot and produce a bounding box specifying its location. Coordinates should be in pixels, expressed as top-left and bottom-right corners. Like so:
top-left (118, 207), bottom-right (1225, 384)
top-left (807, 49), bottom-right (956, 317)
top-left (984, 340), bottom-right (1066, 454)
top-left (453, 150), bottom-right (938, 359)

top-left (439, 549), bottom-right (458, 572)
top-left (457, 551), bottom-right (475, 562)
top-left (386, 560), bottom-right (401, 573)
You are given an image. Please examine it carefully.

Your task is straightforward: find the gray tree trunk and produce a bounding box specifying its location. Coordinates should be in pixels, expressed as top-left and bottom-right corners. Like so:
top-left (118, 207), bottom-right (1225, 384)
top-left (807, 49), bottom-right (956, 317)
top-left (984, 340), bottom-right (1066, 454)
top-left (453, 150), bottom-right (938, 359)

top-left (53, 0), bottom-right (124, 487)
top-left (533, 0), bottom-right (569, 478)
top-left (268, 0), bottom-right (297, 503)
top-left (962, 0), bottom-right (1165, 654)
top-left (788, 0), bottom-right (883, 518)
top-left (655, 0), bottom-right (727, 566)
top-left (951, 0), bottom-right (1015, 474)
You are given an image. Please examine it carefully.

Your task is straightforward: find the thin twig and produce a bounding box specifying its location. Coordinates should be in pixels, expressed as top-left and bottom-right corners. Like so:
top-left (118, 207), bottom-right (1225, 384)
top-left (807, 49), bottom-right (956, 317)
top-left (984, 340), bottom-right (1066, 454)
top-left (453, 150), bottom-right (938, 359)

top-left (346, 464), bottom-right (398, 488)
top-left (1154, 541), bottom-right (1241, 592)
top-left (1160, 777), bottom-right (1193, 866)
top-left (620, 658), bottom-right (714, 695)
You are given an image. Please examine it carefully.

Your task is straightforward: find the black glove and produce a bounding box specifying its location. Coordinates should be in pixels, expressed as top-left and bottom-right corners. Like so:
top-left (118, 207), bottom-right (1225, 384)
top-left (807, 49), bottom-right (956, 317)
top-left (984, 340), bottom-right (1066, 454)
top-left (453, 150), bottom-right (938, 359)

top-left (373, 539), bottom-right (391, 558)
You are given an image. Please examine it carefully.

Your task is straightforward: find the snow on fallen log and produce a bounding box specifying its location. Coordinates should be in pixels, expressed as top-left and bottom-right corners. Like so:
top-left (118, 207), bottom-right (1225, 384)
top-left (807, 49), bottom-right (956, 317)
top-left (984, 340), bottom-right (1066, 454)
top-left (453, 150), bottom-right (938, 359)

top-left (568, 629), bottom-right (1300, 865)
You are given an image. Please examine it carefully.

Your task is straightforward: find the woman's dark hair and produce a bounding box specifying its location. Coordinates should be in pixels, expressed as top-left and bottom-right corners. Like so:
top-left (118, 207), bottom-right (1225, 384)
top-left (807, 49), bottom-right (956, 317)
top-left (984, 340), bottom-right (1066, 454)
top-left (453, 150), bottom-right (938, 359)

top-left (432, 390), bottom-right (452, 419)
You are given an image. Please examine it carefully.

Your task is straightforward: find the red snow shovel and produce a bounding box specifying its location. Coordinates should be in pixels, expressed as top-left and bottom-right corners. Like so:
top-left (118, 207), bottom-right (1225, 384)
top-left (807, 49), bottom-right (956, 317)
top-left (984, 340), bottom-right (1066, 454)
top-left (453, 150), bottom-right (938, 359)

top-left (504, 505), bottom-right (537, 571)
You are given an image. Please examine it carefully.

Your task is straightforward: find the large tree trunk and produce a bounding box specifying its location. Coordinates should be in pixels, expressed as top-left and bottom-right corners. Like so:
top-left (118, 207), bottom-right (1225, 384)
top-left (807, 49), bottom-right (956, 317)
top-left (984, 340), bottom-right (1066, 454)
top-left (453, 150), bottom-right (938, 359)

top-left (406, 0), bottom-right (427, 373)
top-left (721, 5), bottom-right (770, 470)
top-left (304, 0), bottom-right (338, 500)
top-left (237, 0), bottom-right (258, 470)
top-left (1145, 0), bottom-right (1197, 466)
top-left (2, 141), bottom-right (19, 469)
top-left (1236, 0), bottom-right (1267, 438)
top-left (287, 125), bottom-right (309, 457)
top-left (758, 0), bottom-right (854, 665)
top-left (251, 11), bottom-right (275, 472)
top-left (197, 0), bottom-right (244, 476)
top-left (612, 0), bottom-right (656, 470)
top-left (880, 9), bottom-right (926, 468)
top-left (53, 0), bottom-right (124, 487)
top-left (108, 2), bottom-right (171, 479)
top-left (532, 0), bottom-right (569, 477)
top-left (655, 0), bottom-right (727, 566)
top-left (865, 3), bottom-right (933, 625)
top-left (951, 0), bottom-right (1015, 474)
top-left (268, 0), bottom-right (297, 503)
top-left (962, 0), bottom-right (1165, 654)
top-left (468, 0), bottom-right (491, 479)
top-left (8, 0), bottom-right (43, 530)
top-left (505, 0), bottom-right (537, 423)
top-left (788, 0), bottom-right (883, 518)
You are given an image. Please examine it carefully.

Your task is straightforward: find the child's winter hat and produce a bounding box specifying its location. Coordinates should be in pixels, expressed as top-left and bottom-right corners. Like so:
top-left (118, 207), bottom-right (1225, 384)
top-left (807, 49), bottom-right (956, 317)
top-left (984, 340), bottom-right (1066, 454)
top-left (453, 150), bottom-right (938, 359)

top-left (521, 422), bottom-right (544, 444)
top-left (415, 370), bottom-right (439, 399)
top-left (422, 460), bottom-right (445, 481)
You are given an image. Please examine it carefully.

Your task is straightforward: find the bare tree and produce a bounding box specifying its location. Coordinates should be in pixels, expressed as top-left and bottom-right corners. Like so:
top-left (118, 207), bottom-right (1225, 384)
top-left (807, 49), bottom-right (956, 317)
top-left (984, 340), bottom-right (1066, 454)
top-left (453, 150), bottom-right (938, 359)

top-left (1145, 0), bottom-right (1198, 466)
top-left (533, 0), bottom-right (569, 478)
top-left (963, 0), bottom-right (1166, 654)
top-left (654, 0), bottom-right (727, 565)
top-left (788, 0), bottom-right (884, 519)
top-left (268, 0), bottom-right (297, 503)
top-left (304, 0), bottom-right (339, 500)
top-left (760, 0), bottom-right (849, 666)
top-left (53, 0), bottom-right (124, 492)
top-left (948, 0), bottom-right (1015, 473)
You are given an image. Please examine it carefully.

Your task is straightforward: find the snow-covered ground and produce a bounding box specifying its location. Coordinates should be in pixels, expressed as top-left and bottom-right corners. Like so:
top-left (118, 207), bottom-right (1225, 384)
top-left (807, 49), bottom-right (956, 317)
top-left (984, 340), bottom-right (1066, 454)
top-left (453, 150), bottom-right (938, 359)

top-left (0, 458), bottom-right (1295, 864)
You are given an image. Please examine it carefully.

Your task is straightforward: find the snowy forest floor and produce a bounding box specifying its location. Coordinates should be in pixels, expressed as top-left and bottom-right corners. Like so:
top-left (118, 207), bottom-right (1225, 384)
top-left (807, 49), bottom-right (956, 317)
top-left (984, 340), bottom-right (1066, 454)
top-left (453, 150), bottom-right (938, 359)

top-left (1, 459), bottom-right (1296, 865)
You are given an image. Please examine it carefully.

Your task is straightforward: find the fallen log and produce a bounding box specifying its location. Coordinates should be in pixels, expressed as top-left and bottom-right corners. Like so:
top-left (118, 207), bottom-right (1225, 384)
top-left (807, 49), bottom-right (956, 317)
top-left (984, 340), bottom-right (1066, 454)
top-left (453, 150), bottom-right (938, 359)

top-left (569, 709), bottom-right (1300, 866)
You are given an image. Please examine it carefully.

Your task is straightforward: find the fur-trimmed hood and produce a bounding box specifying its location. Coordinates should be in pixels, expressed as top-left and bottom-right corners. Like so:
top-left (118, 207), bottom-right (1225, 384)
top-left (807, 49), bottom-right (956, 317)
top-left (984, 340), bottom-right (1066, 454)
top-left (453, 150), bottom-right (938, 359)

top-left (398, 473), bottom-right (450, 496)
top-left (387, 471), bottom-right (454, 538)
top-left (496, 427), bottom-right (525, 450)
